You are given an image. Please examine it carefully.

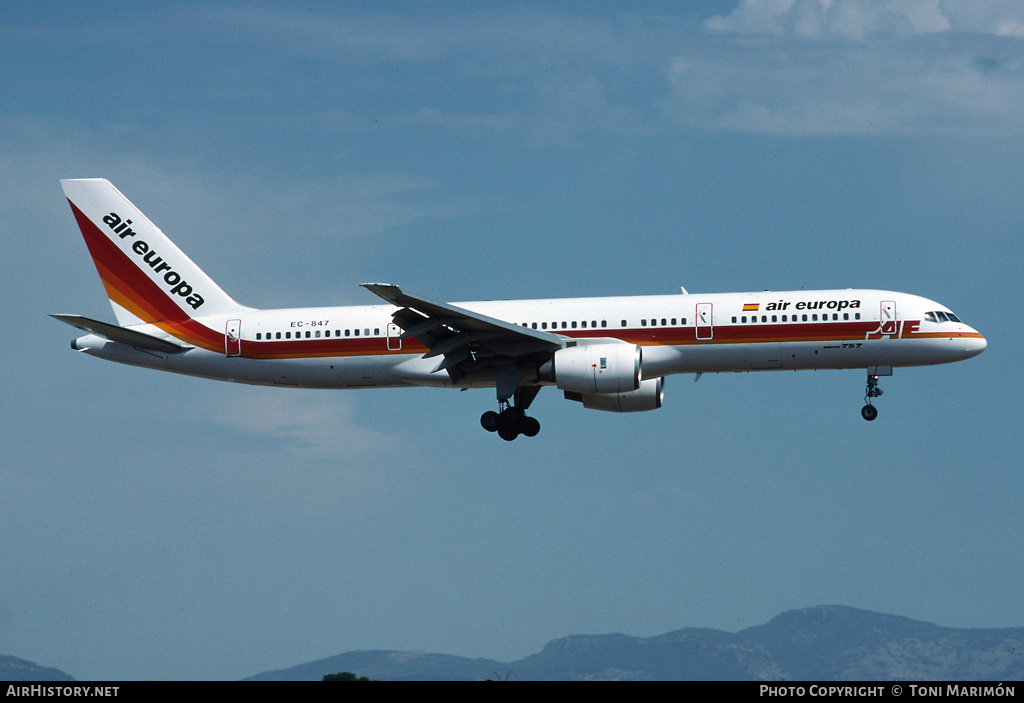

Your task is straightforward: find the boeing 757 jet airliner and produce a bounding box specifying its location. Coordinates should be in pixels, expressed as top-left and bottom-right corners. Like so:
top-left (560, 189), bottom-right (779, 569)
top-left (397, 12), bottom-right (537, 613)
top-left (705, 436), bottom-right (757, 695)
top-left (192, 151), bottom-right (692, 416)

top-left (53, 179), bottom-right (986, 441)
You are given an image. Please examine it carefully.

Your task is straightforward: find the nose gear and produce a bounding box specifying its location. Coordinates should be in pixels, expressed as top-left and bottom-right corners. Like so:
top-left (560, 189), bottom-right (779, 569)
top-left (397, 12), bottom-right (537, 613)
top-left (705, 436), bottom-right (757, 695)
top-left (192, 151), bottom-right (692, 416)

top-left (861, 366), bottom-right (891, 421)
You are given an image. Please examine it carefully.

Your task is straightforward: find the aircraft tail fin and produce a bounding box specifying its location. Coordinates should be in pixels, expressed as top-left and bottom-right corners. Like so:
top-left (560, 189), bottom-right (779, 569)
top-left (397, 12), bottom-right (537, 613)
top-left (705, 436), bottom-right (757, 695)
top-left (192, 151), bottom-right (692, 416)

top-left (60, 178), bottom-right (246, 327)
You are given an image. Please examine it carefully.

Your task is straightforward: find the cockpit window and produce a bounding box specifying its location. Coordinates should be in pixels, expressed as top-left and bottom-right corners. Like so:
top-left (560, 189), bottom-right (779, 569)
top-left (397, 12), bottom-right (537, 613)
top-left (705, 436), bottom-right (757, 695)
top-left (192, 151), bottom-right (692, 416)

top-left (925, 311), bottom-right (962, 324)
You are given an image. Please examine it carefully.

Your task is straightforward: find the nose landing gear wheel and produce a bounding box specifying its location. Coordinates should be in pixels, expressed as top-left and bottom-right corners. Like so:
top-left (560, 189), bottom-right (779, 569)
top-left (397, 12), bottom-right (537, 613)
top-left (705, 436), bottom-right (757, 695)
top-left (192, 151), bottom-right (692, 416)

top-left (861, 404), bottom-right (878, 421)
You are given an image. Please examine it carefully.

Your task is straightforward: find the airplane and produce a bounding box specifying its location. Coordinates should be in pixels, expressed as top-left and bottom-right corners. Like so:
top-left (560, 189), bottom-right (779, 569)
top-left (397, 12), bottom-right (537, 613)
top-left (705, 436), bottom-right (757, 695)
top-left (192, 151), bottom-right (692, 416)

top-left (53, 178), bottom-right (987, 441)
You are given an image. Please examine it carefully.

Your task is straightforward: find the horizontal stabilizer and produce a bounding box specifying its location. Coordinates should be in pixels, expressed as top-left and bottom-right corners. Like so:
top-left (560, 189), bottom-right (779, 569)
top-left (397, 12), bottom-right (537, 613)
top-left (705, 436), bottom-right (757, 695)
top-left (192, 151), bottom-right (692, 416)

top-left (50, 314), bottom-right (187, 353)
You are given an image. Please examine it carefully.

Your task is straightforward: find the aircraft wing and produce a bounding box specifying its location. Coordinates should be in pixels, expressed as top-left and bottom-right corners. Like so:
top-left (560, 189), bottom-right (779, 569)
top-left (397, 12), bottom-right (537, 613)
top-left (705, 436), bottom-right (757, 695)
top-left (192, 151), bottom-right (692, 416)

top-left (361, 283), bottom-right (563, 376)
top-left (51, 314), bottom-right (188, 354)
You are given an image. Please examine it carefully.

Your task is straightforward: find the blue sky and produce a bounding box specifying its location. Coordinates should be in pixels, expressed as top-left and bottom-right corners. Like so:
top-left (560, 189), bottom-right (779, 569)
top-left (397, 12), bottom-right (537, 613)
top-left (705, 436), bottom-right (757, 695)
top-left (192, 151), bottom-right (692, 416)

top-left (2, 0), bottom-right (1023, 680)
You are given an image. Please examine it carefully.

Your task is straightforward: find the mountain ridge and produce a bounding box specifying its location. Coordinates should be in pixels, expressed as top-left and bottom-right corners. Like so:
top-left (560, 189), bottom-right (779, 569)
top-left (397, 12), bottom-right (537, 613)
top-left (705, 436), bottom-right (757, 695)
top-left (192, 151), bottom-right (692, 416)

top-left (0, 656), bottom-right (75, 682)
top-left (245, 605), bottom-right (1024, 681)
top-left (5, 606), bottom-right (1022, 681)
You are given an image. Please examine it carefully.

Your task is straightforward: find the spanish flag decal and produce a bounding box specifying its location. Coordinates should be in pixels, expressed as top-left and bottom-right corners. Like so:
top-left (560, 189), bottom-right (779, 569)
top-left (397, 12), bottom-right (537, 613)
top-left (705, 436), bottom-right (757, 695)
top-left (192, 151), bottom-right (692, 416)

top-left (743, 303), bottom-right (759, 312)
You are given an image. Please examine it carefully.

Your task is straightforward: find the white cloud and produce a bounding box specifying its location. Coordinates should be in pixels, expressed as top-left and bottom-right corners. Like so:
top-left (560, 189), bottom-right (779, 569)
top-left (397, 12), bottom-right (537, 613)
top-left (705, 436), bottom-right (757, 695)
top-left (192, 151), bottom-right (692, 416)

top-left (211, 387), bottom-right (403, 461)
top-left (706, 0), bottom-right (949, 39)
top-left (940, 0), bottom-right (1024, 37)
top-left (202, 387), bottom-right (421, 516)
top-left (706, 0), bottom-right (1024, 40)
top-left (675, 1), bottom-right (1024, 136)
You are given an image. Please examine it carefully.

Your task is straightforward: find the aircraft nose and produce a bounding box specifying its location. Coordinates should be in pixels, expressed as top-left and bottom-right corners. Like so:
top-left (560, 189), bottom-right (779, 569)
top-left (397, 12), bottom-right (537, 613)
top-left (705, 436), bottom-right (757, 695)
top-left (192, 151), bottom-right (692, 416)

top-left (962, 330), bottom-right (986, 358)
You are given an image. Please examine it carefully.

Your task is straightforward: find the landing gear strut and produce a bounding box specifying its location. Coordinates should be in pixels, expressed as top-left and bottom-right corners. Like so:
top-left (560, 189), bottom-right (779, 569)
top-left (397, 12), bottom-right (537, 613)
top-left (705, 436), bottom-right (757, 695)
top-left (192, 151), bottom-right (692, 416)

top-left (861, 366), bottom-right (891, 421)
top-left (481, 383), bottom-right (541, 441)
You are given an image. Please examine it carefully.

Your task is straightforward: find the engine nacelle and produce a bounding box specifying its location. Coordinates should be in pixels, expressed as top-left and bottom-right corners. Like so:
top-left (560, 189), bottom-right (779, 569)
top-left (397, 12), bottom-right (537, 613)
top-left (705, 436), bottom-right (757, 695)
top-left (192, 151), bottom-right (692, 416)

top-left (539, 342), bottom-right (641, 394)
top-left (566, 377), bottom-right (665, 413)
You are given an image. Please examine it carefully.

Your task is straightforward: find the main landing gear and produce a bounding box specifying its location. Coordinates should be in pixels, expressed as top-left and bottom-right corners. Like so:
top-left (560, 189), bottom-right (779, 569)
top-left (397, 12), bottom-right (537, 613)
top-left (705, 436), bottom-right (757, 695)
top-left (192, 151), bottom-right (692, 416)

top-left (481, 381), bottom-right (541, 441)
top-left (481, 403), bottom-right (541, 441)
top-left (861, 365), bottom-right (891, 421)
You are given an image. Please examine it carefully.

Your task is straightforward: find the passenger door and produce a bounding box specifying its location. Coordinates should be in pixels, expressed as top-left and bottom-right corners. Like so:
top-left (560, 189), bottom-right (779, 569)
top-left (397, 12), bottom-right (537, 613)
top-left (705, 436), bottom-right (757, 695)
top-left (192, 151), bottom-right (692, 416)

top-left (225, 319), bottom-right (241, 357)
top-left (387, 322), bottom-right (403, 351)
top-left (880, 301), bottom-right (897, 336)
top-left (696, 303), bottom-right (713, 340)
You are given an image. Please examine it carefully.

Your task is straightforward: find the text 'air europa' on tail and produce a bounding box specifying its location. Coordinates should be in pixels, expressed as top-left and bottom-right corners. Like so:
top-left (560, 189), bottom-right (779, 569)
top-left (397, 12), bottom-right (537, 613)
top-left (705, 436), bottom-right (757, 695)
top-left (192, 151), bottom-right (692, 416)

top-left (60, 178), bottom-right (246, 327)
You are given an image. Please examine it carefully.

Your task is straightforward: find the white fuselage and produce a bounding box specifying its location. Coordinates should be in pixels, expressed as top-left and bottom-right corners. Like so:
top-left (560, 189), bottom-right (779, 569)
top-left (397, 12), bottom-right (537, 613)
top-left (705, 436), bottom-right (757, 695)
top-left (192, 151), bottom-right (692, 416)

top-left (71, 288), bottom-right (987, 390)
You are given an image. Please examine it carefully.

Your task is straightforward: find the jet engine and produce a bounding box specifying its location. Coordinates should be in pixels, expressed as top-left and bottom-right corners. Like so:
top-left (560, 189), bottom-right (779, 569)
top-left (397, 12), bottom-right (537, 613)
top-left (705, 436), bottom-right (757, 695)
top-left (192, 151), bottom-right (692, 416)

top-left (565, 377), bottom-right (665, 413)
top-left (538, 342), bottom-right (641, 394)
